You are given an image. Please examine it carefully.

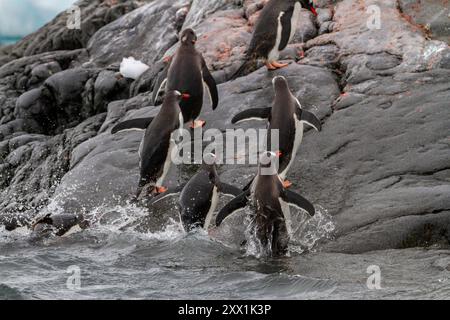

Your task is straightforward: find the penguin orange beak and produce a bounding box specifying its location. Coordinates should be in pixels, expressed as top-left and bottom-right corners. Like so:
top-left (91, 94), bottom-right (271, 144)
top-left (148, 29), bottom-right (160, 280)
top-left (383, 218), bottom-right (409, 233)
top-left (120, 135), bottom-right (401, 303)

top-left (276, 151), bottom-right (282, 158)
top-left (310, 7), bottom-right (318, 16)
top-left (181, 93), bottom-right (191, 101)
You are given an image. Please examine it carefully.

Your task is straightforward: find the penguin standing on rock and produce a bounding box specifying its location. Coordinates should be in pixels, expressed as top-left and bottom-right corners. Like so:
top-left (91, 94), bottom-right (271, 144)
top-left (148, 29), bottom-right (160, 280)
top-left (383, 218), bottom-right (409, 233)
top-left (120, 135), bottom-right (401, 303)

top-left (153, 28), bottom-right (219, 129)
top-left (149, 153), bottom-right (242, 232)
top-left (232, 0), bottom-right (317, 79)
top-left (232, 76), bottom-right (322, 188)
top-left (111, 90), bottom-right (189, 197)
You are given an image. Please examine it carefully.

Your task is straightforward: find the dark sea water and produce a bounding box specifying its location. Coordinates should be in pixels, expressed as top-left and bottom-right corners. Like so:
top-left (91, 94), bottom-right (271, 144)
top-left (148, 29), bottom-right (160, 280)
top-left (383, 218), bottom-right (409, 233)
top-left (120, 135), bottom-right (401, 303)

top-left (0, 204), bottom-right (449, 300)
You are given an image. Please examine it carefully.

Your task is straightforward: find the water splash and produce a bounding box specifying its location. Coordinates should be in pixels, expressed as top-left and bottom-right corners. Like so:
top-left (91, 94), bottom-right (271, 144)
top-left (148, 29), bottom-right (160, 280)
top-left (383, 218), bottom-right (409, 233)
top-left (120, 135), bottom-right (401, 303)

top-left (289, 205), bottom-right (336, 254)
top-left (242, 205), bottom-right (336, 258)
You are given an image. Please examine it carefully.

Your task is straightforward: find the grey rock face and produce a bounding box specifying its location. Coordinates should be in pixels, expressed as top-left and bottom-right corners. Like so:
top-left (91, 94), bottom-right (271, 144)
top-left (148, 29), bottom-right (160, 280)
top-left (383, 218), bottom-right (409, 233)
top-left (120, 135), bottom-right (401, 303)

top-left (1, 0), bottom-right (449, 255)
top-left (2, 0), bottom-right (141, 64)
top-left (87, 0), bottom-right (191, 67)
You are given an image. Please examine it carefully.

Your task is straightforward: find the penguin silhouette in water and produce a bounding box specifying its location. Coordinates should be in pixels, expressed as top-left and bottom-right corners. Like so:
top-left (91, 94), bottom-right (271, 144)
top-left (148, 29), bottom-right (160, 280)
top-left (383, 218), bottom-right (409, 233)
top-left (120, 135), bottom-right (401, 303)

top-left (153, 28), bottom-right (219, 129)
top-left (216, 151), bottom-right (316, 256)
top-left (111, 90), bottom-right (188, 197)
top-left (232, 0), bottom-right (317, 79)
top-left (149, 153), bottom-right (241, 232)
top-left (30, 213), bottom-right (89, 239)
top-left (232, 76), bottom-right (321, 188)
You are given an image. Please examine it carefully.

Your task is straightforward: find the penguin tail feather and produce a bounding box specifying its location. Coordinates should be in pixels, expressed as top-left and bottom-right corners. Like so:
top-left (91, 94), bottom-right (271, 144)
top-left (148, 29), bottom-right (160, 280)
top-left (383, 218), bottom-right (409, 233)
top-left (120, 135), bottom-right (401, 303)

top-left (229, 59), bottom-right (258, 81)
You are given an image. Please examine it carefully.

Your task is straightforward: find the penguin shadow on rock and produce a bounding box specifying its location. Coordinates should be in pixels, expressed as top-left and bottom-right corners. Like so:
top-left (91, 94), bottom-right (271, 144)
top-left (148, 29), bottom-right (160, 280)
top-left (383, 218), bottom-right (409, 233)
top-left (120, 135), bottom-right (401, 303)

top-left (231, 75), bottom-right (322, 189)
top-left (232, 0), bottom-right (318, 79)
top-left (124, 153), bottom-right (243, 234)
top-left (216, 152), bottom-right (316, 257)
top-left (152, 28), bottom-right (219, 129)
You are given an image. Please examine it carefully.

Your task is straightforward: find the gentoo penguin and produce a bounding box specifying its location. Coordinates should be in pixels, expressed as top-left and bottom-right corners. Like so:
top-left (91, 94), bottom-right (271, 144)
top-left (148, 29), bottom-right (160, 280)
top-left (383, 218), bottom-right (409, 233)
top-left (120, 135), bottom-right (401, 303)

top-left (111, 90), bottom-right (189, 196)
top-left (30, 213), bottom-right (89, 239)
top-left (152, 28), bottom-right (219, 129)
top-left (215, 151), bottom-right (315, 256)
top-left (149, 153), bottom-right (241, 232)
top-left (232, 0), bottom-right (317, 79)
top-left (232, 76), bottom-right (321, 188)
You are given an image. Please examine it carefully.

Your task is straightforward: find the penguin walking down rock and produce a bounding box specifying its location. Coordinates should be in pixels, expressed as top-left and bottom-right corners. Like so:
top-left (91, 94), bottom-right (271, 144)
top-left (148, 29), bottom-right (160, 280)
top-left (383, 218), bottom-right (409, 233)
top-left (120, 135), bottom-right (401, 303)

top-left (232, 76), bottom-right (321, 188)
top-left (152, 28), bottom-right (219, 129)
top-left (111, 90), bottom-right (189, 197)
top-left (149, 153), bottom-right (241, 232)
top-left (215, 151), bottom-right (316, 256)
top-left (232, 0), bottom-right (317, 79)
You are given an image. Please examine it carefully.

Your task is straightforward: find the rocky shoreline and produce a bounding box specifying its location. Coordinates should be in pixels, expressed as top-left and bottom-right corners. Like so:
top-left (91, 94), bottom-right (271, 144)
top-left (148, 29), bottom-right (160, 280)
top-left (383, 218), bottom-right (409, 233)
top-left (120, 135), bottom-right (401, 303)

top-left (0, 0), bottom-right (449, 254)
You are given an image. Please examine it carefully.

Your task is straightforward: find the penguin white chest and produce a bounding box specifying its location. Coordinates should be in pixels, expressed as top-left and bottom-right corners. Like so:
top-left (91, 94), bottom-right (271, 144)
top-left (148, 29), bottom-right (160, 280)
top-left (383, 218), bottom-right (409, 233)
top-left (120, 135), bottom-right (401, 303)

top-left (203, 186), bottom-right (219, 231)
top-left (289, 2), bottom-right (302, 43)
top-left (268, 12), bottom-right (285, 62)
top-left (280, 114), bottom-right (304, 179)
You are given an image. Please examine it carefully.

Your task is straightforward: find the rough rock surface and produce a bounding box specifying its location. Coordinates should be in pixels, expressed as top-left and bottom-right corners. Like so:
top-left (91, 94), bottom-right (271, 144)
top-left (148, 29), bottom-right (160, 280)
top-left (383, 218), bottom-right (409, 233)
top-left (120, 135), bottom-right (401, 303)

top-left (0, 0), bottom-right (449, 254)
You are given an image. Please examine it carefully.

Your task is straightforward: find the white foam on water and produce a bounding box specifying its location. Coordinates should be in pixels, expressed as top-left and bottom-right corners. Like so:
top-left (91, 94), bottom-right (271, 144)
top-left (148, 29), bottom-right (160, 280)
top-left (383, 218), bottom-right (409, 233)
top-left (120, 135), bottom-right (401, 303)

top-left (289, 205), bottom-right (336, 254)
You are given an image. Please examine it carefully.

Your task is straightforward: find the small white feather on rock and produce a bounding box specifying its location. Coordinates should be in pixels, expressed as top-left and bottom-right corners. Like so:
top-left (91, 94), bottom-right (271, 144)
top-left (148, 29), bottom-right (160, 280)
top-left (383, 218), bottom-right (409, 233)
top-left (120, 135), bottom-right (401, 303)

top-left (119, 57), bottom-right (150, 80)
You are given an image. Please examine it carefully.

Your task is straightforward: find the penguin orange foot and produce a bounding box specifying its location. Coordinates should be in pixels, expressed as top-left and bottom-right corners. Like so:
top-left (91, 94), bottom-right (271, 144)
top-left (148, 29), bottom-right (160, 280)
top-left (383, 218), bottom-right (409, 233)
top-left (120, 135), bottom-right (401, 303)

top-left (190, 120), bottom-right (206, 129)
top-left (153, 186), bottom-right (168, 195)
top-left (266, 61), bottom-right (277, 70)
top-left (282, 180), bottom-right (293, 188)
top-left (271, 61), bottom-right (289, 69)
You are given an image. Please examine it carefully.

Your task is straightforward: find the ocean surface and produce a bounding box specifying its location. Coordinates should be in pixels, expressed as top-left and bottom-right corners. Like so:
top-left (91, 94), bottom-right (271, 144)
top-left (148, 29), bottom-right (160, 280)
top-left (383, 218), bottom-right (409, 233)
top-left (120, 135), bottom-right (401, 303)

top-left (0, 204), bottom-right (449, 300)
top-left (0, 36), bottom-right (22, 46)
top-left (0, 0), bottom-right (75, 46)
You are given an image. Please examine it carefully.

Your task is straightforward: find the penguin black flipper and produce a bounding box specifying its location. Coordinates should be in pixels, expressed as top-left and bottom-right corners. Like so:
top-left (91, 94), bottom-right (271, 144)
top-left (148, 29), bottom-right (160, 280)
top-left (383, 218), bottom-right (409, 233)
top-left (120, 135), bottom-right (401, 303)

top-left (281, 189), bottom-right (315, 217)
top-left (279, 6), bottom-right (294, 51)
top-left (296, 108), bottom-right (322, 131)
top-left (215, 191), bottom-right (250, 227)
top-left (201, 57), bottom-right (219, 110)
top-left (231, 107), bottom-right (272, 124)
top-left (152, 62), bottom-right (170, 106)
top-left (111, 117), bottom-right (154, 134)
top-left (216, 182), bottom-right (242, 197)
top-left (147, 184), bottom-right (186, 206)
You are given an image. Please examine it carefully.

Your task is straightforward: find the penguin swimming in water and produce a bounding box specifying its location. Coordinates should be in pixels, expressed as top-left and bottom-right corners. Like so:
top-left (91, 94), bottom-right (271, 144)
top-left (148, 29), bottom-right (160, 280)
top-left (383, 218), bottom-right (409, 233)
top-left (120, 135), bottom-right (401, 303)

top-left (153, 28), bottom-right (219, 129)
top-left (215, 151), bottom-right (315, 256)
top-left (232, 76), bottom-right (321, 188)
top-left (232, 0), bottom-right (317, 79)
top-left (111, 90), bottom-right (189, 196)
top-left (149, 153), bottom-right (241, 232)
top-left (30, 213), bottom-right (89, 239)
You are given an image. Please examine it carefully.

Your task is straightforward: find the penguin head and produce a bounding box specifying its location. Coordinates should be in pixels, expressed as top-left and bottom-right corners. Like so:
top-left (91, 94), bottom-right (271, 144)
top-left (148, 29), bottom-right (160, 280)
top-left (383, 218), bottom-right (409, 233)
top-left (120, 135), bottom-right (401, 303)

top-left (259, 151), bottom-right (279, 176)
top-left (180, 28), bottom-right (198, 45)
top-left (203, 153), bottom-right (217, 166)
top-left (272, 76), bottom-right (289, 91)
top-left (202, 153), bottom-right (219, 181)
top-left (299, 0), bottom-right (318, 16)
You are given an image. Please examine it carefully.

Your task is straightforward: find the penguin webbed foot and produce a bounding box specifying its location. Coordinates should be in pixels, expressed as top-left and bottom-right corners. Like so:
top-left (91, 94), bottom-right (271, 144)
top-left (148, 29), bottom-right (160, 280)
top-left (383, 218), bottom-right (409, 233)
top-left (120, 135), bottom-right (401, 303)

top-left (190, 120), bottom-right (206, 129)
top-left (267, 61), bottom-right (290, 70)
top-left (282, 180), bottom-right (292, 189)
top-left (265, 61), bottom-right (277, 70)
top-left (153, 186), bottom-right (168, 195)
